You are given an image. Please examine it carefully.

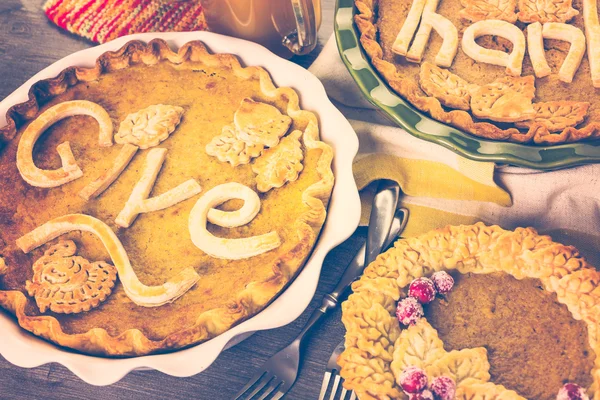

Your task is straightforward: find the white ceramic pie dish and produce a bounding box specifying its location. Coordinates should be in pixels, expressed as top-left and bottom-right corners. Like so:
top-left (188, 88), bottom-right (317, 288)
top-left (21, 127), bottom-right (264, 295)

top-left (0, 31), bottom-right (360, 386)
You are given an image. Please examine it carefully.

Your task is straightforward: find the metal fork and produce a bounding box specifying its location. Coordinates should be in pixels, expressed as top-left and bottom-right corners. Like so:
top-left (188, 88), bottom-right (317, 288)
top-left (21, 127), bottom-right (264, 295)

top-left (318, 340), bottom-right (355, 400)
top-left (234, 206), bottom-right (408, 400)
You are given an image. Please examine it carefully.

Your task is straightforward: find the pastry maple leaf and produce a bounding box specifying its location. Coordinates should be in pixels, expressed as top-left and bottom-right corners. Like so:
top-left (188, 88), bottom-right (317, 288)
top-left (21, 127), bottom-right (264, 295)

top-left (517, 0), bottom-right (579, 23)
top-left (459, 0), bottom-right (518, 22)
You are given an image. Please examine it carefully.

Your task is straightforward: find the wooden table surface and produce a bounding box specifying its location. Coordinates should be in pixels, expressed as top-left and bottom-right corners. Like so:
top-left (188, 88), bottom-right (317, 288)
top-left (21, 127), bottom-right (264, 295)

top-left (0, 1), bottom-right (368, 399)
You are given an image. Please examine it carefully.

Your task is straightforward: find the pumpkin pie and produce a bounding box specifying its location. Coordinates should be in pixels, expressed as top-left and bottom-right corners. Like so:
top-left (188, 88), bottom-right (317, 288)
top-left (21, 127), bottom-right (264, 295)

top-left (0, 39), bottom-right (334, 356)
top-left (355, 0), bottom-right (600, 144)
top-left (339, 223), bottom-right (600, 399)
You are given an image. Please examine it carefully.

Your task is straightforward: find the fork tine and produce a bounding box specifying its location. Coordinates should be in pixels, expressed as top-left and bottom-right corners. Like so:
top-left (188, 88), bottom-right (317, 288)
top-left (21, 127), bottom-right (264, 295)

top-left (234, 371), bottom-right (271, 400)
top-left (328, 374), bottom-right (342, 400)
top-left (319, 371), bottom-right (332, 400)
top-left (271, 390), bottom-right (286, 400)
top-left (349, 391), bottom-right (357, 400)
top-left (340, 387), bottom-right (349, 399)
top-left (256, 380), bottom-right (282, 400)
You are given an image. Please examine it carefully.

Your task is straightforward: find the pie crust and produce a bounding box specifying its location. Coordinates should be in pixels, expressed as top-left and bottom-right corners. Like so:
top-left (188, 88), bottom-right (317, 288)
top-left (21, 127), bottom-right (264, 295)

top-left (0, 40), bottom-right (334, 356)
top-left (355, 0), bottom-right (600, 144)
top-left (339, 223), bottom-right (600, 399)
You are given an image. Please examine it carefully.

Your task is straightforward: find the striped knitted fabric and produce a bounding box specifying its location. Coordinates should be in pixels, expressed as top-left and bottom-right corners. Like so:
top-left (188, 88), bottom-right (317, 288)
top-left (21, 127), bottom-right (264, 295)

top-left (43, 0), bottom-right (207, 44)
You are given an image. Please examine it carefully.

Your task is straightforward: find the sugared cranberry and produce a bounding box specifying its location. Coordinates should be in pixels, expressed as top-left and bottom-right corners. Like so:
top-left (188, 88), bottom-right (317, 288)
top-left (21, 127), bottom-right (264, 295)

top-left (408, 277), bottom-right (437, 304)
top-left (399, 366), bottom-right (428, 394)
top-left (430, 376), bottom-right (456, 400)
top-left (431, 271), bottom-right (454, 295)
top-left (409, 389), bottom-right (434, 400)
top-left (557, 383), bottom-right (589, 400)
top-left (396, 297), bottom-right (424, 326)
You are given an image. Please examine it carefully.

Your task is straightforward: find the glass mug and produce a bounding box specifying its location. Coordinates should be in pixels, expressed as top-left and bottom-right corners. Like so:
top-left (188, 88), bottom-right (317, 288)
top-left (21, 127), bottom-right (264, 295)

top-left (201, 0), bottom-right (322, 58)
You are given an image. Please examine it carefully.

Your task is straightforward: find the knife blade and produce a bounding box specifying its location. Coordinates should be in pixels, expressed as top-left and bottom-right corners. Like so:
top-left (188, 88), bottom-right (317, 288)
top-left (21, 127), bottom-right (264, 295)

top-left (365, 180), bottom-right (400, 267)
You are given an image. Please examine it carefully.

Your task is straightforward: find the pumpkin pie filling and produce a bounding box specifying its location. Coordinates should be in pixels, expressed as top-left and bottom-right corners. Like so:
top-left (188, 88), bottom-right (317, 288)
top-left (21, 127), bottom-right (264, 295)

top-left (426, 272), bottom-right (595, 399)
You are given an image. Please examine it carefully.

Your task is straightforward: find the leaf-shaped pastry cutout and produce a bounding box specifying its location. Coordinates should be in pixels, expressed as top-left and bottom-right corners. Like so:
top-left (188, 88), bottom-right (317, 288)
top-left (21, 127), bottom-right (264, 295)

top-left (25, 240), bottom-right (117, 314)
top-left (252, 130), bottom-right (304, 193)
top-left (515, 101), bottom-right (590, 131)
top-left (206, 125), bottom-right (264, 166)
top-left (115, 104), bottom-right (184, 149)
top-left (459, 0), bottom-right (518, 22)
top-left (419, 62), bottom-right (476, 110)
top-left (455, 380), bottom-right (526, 399)
top-left (495, 75), bottom-right (536, 99)
top-left (338, 347), bottom-right (404, 399)
top-left (517, 0), bottom-right (579, 23)
top-left (470, 79), bottom-right (536, 122)
top-left (234, 98), bottom-right (292, 148)
top-left (390, 319), bottom-right (446, 381)
top-left (426, 348), bottom-right (491, 385)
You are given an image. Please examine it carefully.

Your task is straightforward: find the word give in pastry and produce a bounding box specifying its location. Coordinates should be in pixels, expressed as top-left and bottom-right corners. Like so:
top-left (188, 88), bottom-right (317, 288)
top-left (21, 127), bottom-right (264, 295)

top-left (25, 240), bottom-right (117, 314)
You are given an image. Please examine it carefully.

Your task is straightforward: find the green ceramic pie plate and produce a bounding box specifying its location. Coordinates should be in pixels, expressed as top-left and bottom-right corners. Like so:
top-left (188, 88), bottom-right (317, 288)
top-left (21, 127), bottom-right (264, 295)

top-left (334, 0), bottom-right (600, 170)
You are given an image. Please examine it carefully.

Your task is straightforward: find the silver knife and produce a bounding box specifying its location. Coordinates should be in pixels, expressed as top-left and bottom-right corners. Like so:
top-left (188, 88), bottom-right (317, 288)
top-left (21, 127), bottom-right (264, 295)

top-left (365, 180), bottom-right (400, 266)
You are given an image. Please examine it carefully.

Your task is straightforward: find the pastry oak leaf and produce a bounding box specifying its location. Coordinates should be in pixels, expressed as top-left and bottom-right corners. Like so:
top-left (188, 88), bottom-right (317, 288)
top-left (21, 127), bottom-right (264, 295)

top-left (515, 101), bottom-right (590, 131)
top-left (252, 130), bottom-right (304, 193)
top-left (517, 0), bottom-right (579, 23)
top-left (25, 240), bottom-right (117, 314)
top-left (206, 125), bottom-right (264, 167)
top-left (470, 77), bottom-right (536, 122)
top-left (495, 75), bottom-right (536, 99)
top-left (459, 0), bottom-right (518, 23)
top-left (419, 62), bottom-right (476, 110)
top-left (115, 104), bottom-right (184, 149)
top-left (427, 348), bottom-right (491, 385)
top-left (234, 98), bottom-right (292, 148)
top-left (391, 319), bottom-right (446, 375)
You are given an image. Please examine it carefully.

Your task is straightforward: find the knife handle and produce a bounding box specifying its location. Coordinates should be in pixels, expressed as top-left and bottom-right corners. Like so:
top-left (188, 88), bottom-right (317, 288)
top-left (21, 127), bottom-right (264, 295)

top-left (327, 207), bottom-right (408, 305)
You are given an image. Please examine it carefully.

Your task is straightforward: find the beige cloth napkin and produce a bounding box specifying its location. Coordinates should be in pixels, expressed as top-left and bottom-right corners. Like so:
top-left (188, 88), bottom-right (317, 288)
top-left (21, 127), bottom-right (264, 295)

top-left (309, 36), bottom-right (600, 265)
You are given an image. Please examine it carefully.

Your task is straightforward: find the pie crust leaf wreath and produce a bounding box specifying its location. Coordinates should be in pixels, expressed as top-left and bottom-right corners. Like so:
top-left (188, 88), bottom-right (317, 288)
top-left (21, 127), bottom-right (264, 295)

top-left (459, 0), bottom-right (518, 23)
top-left (0, 39), bottom-right (334, 356)
top-left (339, 223), bottom-right (600, 399)
top-left (354, 0), bottom-right (600, 144)
top-left (25, 240), bottom-right (117, 314)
